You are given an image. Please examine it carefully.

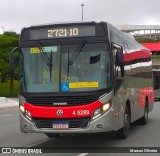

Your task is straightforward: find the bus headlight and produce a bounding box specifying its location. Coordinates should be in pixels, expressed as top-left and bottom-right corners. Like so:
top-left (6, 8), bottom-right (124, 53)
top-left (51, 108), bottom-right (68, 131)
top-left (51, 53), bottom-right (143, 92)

top-left (92, 102), bottom-right (111, 120)
top-left (102, 103), bottom-right (110, 112)
top-left (19, 105), bottom-right (32, 121)
top-left (20, 105), bottom-right (25, 113)
top-left (92, 108), bottom-right (101, 120)
top-left (25, 110), bottom-right (32, 121)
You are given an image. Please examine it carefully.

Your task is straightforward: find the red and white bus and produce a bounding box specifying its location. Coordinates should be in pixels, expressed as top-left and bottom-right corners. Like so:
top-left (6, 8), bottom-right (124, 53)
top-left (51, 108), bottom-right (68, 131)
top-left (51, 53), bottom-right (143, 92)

top-left (10, 21), bottom-right (154, 139)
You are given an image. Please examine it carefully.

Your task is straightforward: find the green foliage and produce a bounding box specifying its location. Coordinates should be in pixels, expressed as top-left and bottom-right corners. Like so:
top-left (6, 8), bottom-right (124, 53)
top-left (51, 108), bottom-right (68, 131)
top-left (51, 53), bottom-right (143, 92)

top-left (136, 38), bottom-right (158, 43)
top-left (0, 80), bottom-right (19, 97)
top-left (4, 31), bottom-right (19, 38)
top-left (0, 32), bottom-right (19, 83)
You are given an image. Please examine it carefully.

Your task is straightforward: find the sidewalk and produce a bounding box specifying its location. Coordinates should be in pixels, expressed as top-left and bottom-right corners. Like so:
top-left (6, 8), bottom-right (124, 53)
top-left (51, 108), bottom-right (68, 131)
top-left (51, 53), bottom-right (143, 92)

top-left (0, 97), bottom-right (19, 110)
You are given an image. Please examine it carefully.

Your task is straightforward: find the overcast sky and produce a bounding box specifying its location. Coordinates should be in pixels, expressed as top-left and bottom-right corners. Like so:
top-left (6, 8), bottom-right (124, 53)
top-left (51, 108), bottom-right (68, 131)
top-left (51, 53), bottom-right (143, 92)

top-left (0, 0), bottom-right (160, 34)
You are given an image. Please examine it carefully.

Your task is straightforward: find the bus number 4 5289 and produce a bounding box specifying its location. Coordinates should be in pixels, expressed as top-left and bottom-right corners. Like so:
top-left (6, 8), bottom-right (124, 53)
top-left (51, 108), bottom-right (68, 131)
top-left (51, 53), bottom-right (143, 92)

top-left (72, 110), bottom-right (90, 116)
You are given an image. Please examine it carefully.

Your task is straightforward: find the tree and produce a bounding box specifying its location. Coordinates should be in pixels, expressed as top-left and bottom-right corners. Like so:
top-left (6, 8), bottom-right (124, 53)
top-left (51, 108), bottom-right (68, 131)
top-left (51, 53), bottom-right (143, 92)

top-left (0, 31), bottom-right (19, 96)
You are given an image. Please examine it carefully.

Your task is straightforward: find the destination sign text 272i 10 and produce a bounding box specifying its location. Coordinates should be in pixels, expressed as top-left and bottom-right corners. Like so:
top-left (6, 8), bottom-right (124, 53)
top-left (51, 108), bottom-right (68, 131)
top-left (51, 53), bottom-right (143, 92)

top-left (48, 27), bottom-right (79, 38)
top-left (30, 25), bottom-right (95, 39)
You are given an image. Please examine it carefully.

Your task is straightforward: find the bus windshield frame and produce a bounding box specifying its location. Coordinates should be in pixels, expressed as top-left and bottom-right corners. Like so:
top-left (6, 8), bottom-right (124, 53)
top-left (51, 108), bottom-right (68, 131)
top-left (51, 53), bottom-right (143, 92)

top-left (20, 42), bottom-right (112, 93)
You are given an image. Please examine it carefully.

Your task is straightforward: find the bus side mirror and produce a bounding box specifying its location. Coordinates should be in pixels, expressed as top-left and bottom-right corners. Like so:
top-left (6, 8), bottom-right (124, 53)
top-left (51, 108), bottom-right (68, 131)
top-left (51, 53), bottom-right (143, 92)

top-left (116, 49), bottom-right (124, 66)
top-left (116, 49), bottom-right (124, 77)
top-left (9, 47), bottom-right (19, 80)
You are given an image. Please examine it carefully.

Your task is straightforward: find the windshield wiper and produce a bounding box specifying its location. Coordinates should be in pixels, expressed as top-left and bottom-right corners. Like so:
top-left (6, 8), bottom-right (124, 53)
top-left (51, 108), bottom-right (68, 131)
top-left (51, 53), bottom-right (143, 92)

top-left (37, 41), bottom-right (50, 66)
top-left (68, 40), bottom-right (86, 65)
top-left (37, 41), bottom-right (53, 82)
top-left (66, 40), bottom-right (86, 81)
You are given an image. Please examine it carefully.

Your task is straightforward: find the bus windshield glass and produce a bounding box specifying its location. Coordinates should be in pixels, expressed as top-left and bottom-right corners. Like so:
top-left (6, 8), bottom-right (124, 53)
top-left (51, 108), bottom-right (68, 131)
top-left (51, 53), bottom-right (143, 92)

top-left (20, 43), bottom-right (111, 92)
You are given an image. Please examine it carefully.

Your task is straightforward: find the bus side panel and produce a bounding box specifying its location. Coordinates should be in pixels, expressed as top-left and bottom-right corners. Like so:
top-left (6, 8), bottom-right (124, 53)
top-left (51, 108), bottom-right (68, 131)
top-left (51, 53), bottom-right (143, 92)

top-left (138, 50), bottom-right (154, 118)
top-left (109, 27), bottom-right (154, 131)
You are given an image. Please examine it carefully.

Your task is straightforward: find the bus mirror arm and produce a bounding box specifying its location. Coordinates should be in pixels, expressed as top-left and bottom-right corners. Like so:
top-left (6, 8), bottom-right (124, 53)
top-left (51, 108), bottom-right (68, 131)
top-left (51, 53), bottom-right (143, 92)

top-left (9, 47), bottom-right (19, 79)
top-left (120, 65), bottom-right (124, 77)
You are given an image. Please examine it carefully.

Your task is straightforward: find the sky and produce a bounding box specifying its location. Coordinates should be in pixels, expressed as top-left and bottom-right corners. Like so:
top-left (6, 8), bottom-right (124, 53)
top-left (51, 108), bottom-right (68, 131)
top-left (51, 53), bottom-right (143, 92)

top-left (0, 0), bottom-right (160, 34)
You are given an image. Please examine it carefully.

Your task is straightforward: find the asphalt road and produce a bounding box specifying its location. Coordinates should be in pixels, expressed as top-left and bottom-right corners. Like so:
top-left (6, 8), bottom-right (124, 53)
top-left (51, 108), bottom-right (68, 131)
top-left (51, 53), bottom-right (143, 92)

top-left (0, 102), bottom-right (160, 156)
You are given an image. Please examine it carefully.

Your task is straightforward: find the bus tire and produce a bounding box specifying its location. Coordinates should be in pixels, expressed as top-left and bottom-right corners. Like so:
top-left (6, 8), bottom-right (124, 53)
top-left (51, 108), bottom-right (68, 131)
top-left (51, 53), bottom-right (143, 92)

top-left (116, 105), bottom-right (130, 139)
top-left (139, 100), bottom-right (148, 125)
top-left (45, 133), bottom-right (60, 138)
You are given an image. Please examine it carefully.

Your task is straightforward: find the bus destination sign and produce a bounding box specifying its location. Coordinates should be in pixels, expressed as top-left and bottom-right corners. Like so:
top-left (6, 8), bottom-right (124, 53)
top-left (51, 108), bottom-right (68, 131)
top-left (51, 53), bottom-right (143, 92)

top-left (30, 25), bottom-right (95, 40)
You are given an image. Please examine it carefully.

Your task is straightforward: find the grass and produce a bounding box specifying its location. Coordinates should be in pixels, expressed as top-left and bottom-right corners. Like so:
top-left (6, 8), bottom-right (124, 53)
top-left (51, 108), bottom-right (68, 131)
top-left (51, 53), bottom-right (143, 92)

top-left (0, 80), bottom-right (19, 97)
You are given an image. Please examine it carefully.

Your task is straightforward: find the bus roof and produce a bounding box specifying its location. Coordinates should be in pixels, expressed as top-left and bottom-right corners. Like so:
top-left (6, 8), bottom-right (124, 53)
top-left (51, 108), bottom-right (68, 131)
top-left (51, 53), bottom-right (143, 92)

top-left (30, 21), bottom-right (97, 28)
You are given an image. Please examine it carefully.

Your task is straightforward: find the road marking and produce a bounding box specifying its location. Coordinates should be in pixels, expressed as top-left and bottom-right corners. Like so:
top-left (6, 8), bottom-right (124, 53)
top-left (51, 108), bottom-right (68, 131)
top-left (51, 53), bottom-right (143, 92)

top-left (77, 153), bottom-right (88, 156)
top-left (26, 138), bottom-right (52, 147)
top-left (1, 114), bottom-right (14, 117)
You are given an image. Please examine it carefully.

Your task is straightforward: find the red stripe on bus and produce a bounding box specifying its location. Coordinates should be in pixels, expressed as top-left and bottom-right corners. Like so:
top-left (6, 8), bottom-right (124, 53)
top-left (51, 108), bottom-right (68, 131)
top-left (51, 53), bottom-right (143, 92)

top-left (24, 100), bottom-right (102, 118)
top-left (124, 50), bottom-right (151, 62)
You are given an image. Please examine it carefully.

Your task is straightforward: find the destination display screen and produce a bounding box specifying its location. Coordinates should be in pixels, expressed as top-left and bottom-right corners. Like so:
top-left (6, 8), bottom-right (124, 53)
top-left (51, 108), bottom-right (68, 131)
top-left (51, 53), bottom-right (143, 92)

top-left (29, 25), bottom-right (95, 40)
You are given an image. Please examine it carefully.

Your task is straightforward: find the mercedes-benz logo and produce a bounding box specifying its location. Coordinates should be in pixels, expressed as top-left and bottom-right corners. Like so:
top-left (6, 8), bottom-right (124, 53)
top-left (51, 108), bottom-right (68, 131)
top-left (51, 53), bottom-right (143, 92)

top-left (57, 110), bottom-right (63, 116)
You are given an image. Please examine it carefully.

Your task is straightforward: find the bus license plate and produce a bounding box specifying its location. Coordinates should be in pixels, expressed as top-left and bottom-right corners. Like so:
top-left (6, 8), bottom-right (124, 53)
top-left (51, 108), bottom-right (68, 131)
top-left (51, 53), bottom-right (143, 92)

top-left (52, 122), bottom-right (69, 129)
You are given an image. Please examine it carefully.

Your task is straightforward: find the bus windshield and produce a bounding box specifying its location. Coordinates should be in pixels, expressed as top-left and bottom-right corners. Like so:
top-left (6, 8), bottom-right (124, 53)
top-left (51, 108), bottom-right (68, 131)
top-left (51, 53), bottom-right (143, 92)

top-left (20, 43), bottom-right (111, 92)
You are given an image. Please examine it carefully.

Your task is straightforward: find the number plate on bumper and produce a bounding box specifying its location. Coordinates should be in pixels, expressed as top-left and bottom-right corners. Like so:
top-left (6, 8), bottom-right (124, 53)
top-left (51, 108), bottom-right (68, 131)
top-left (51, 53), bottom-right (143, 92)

top-left (52, 122), bottom-right (69, 129)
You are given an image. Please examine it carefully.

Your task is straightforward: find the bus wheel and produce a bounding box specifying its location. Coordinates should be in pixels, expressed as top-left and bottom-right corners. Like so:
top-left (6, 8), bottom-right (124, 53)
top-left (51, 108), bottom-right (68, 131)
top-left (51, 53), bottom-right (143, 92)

top-left (45, 133), bottom-right (60, 138)
top-left (139, 100), bottom-right (148, 125)
top-left (116, 106), bottom-right (130, 139)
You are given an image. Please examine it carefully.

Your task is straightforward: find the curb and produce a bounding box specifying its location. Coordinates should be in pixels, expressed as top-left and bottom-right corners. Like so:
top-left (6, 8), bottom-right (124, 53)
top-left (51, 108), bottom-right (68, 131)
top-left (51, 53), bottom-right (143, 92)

top-left (0, 97), bottom-right (19, 110)
top-left (0, 105), bottom-right (19, 110)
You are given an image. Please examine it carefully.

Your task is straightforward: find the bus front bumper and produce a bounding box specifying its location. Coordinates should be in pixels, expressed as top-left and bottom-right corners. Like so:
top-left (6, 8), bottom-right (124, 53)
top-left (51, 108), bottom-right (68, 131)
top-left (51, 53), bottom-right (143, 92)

top-left (20, 108), bottom-right (115, 134)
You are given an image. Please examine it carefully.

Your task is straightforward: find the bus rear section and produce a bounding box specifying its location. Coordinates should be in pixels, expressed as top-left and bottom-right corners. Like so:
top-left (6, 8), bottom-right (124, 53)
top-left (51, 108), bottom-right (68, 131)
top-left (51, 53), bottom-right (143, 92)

top-left (153, 69), bottom-right (160, 100)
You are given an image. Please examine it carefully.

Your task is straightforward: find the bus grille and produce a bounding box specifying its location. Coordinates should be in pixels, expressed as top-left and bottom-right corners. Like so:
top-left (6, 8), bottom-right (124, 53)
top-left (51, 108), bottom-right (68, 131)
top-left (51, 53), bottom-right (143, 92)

top-left (25, 95), bottom-right (97, 106)
top-left (32, 117), bottom-right (91, 129)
